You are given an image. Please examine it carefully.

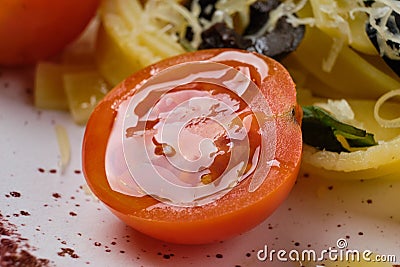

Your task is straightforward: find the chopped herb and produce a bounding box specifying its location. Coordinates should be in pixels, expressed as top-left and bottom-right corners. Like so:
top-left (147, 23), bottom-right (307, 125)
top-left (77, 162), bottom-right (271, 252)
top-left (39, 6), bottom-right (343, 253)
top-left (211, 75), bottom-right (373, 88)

top-left (301, 106), bottom-right (377, 153)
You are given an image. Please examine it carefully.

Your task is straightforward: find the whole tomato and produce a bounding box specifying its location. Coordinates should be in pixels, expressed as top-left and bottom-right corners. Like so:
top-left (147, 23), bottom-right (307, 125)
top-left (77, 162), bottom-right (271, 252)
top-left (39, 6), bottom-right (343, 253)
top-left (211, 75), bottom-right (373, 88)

top-left (0, 0), bottom-right (100, 66)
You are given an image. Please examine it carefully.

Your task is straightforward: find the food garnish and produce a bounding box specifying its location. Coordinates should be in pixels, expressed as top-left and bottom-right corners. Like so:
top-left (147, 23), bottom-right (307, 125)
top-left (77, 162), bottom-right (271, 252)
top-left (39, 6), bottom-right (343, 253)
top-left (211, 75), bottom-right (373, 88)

top-left (302, 105), bottom-right (377, 152)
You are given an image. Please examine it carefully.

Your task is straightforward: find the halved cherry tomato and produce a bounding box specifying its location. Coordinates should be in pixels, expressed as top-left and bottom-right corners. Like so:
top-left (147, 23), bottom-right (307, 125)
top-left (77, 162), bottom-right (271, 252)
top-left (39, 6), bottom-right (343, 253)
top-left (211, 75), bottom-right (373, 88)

top-left (82, 48), bottom-right (303, 244)
top-left (0, 0), bottom-right (99, 66)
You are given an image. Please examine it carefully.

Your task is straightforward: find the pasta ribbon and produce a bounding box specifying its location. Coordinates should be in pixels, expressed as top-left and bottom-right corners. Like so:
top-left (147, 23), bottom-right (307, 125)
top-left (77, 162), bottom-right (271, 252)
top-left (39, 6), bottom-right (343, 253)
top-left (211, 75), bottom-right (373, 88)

top-left (374, 89), bottom-right (400, 128)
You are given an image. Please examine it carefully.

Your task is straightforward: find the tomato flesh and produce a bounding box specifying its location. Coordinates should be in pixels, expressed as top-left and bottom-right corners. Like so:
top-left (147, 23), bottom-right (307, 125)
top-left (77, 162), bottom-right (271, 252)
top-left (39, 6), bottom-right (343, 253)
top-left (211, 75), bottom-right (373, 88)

top-left (82, 49), bottom-right (302, 244)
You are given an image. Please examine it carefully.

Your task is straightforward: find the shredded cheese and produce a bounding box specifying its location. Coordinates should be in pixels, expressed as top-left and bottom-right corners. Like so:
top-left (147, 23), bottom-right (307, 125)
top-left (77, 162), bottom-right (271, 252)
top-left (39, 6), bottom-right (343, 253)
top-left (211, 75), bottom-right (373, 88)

top-left (351, 0), bottom-right (400, 60)
top-left (301, 0), bottom-right (400, 72)
top-left (315, 99), bottom-right (355, 121)
top-left (374, 89), bottom-right (400, 128)
top-left (322, 36), bottom-right (345, 72)
top-left (214, 0), bottom-right (257, 33)
top-left (54, 124), bottom-right (71, 174)
top-left (247, 0), bottom-right (314, 39)
top-left (283, 0), bottom-right (316, 27)
top-left (110, 0), bottom-right (400, 75)
top-left (142, 0), bottom-right (258, 49)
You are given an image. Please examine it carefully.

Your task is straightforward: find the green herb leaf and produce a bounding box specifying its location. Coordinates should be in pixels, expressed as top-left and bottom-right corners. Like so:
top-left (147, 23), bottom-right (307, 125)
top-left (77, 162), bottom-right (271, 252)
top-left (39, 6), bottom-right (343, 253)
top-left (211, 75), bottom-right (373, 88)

top-left (301, 106), bottom-right (378, 153)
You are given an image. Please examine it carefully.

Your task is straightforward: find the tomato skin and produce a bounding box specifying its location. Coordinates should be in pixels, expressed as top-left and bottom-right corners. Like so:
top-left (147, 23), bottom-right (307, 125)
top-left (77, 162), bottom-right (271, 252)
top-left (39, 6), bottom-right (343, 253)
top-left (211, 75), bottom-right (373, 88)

top-left (82, 49), bottom-right (303, 244)
top-left (0, 0), bottom-right (100, 66)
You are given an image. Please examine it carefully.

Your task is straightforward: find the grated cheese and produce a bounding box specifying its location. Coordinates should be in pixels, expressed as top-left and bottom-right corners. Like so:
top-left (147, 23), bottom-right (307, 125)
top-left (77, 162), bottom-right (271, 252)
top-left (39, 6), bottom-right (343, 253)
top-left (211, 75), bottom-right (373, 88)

top-left (315, 99), bottom-right (355, 121)
top-left (322, 36), bottom-right (345, 72)
top-left (352, 0), bottom-right (400, 60)
top-left (110, 0), bottom-right (400, 76)
top-left (54, 124), bottom-right (71, 174)
top-left (214, 0), bottom-right (257, 33)
top-left (246, 0), bottom-right (314, 39)
top-left (142, 0), bottom-right (258, 49)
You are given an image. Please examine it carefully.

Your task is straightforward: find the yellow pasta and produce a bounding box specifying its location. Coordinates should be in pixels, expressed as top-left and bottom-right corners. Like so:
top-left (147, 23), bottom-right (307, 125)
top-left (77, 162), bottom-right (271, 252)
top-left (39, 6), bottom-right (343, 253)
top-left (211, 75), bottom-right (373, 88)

top-left (282, 26), bottom-right (400, 99)
top-left (63, 70), bottom-right (109, 125)
top-left (298, 91), bottom-right (400, 179)
top-left (33, 0), bottom-right (400, 180)
top-left (95, 0), bottom-right (185, 86)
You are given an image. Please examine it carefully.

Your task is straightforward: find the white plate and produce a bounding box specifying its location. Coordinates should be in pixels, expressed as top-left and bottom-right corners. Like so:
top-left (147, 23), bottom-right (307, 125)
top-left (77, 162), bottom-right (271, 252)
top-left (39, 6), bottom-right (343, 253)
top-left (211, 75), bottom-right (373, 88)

top-left (1, 67), bottom-right (399, 267)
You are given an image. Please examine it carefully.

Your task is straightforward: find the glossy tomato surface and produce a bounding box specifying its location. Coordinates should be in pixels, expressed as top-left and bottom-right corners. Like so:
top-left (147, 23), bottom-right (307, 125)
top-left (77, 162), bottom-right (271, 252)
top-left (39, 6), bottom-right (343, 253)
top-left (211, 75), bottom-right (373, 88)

top-left (0, 0), bottom-right (99, 66)
top-left (82, 49), bottom-right (303, 244)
